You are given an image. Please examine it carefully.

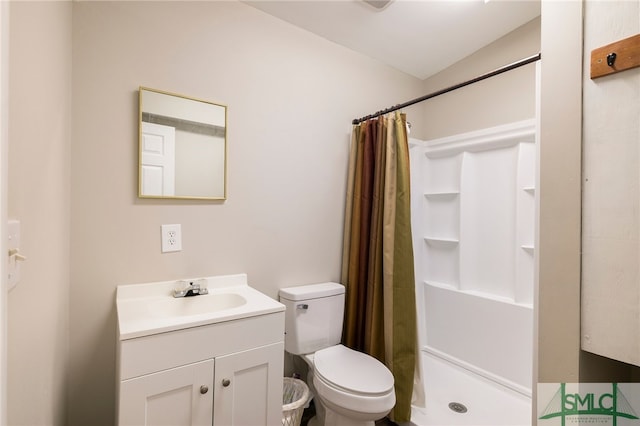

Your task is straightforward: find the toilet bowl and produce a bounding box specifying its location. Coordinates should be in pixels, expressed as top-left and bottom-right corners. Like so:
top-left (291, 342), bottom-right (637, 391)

top-left (279, 283), bottom-right (396, 426)
top-left (312, 345), bottom-right (395, 425)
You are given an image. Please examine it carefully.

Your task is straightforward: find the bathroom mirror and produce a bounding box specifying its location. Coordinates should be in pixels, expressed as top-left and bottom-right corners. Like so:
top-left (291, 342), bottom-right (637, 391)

top-left (139, 87), bottom-right (227, 200)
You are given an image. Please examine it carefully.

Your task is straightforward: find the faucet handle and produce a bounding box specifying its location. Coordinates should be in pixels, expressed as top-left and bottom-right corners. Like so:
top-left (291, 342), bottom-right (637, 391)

top-left (173, 280), bottom-right (191, 297)
top-left (172, 279), bottom-right (208, 297)
top-left (175, 280), bottom-right (191, 290)
top-left (194, 278), bottom-right (208, 295)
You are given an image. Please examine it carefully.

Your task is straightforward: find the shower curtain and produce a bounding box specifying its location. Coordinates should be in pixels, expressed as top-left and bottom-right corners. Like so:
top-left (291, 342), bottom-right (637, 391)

top-left (341, 111), bottom-right (416, 423)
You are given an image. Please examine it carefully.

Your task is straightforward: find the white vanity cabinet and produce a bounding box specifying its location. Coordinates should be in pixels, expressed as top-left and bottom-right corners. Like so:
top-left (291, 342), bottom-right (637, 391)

top-left (117, 313), bottom-right (285, 426)
top-left (213, 342), bottom-right (284, 425)
top-left (119, 342), bottom-right (284, 426)
top-left (119, 359), bottom-right (215, 426)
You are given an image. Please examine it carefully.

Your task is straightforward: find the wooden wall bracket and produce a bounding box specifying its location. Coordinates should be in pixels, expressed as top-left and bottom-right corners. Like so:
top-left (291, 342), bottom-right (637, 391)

top-left (591, 33), bottom-right (640, 79)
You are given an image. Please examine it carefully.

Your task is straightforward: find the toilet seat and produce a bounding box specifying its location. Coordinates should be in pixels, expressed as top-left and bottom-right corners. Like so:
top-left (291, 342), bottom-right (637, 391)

top-left (313, 345), bottom-right (394, 396)
top-left (311, 345), bottom-right (396, 419)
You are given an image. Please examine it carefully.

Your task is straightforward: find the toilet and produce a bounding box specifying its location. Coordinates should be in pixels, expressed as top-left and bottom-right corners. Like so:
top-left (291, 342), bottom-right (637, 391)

top-left (279, 283), bottom-right (395, 426)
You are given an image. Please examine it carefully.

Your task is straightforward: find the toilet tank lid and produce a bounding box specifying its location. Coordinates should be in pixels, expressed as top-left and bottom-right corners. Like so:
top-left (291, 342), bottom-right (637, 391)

top-left (279, 282), bottom-right (345, 301)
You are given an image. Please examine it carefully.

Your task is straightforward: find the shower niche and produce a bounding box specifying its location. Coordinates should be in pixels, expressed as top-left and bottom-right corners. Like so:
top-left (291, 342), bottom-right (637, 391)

top-left (422, 155), bottom-right (462, 288)
top-left (412, 119), bottom-right (536, 398)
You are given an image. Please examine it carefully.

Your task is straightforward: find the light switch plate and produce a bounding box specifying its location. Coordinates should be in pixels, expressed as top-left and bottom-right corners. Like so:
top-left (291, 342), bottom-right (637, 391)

top-left (161, 224), bottom-right (182, 253)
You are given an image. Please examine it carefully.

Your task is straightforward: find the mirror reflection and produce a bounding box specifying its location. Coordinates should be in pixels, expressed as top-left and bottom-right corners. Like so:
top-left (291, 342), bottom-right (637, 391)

top-left (139, 87), bottom-right (227, 200)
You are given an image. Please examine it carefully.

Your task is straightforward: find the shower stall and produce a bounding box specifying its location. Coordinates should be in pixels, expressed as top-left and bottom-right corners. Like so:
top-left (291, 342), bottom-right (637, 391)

top-left (409, 119), bottom-right (535, 425)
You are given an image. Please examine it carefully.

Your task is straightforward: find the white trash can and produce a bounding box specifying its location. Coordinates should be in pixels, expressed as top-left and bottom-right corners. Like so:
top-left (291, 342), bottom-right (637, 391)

top-left (282, 377), bottom-right (310, 426)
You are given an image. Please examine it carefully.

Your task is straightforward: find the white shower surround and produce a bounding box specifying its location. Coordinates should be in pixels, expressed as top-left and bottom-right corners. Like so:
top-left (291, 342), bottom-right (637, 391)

top-left (409, 119), bottom-right (535, 425)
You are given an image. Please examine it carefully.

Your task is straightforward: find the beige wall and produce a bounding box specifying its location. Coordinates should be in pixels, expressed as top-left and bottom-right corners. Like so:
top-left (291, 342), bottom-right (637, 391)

top-left (69, 2), bottom-right (423, 424)
top-left (536, 0), bottom-right (583, 385)
top-left (420, 17), bottom-right (540, 140)
top-left (7, 1), bottom-right (72, 425)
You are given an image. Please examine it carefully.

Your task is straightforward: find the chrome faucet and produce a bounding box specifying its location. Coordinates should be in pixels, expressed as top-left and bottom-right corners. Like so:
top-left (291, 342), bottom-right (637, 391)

top-left (173, 279), bottom-right (209, 298)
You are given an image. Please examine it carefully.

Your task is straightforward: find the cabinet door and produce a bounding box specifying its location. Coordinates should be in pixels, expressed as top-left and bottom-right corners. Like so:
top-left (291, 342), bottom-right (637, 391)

top-left (213, 342), bottom-right (284, 426)
top-left (119, 359), bottom-right (214, 426)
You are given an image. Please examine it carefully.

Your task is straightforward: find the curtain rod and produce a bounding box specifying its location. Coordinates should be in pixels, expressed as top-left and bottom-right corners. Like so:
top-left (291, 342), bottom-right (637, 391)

top-left (352, 52), bottom-right (541, 125)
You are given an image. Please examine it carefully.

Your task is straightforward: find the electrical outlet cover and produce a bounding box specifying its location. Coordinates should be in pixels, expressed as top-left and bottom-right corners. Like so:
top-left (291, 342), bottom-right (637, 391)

top-left (161, 224), bottom-right (182, 253)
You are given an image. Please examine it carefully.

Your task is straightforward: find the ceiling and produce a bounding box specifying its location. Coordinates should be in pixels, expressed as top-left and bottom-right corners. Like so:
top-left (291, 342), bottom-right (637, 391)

top-left (245, 0), bottom-right (541, 80)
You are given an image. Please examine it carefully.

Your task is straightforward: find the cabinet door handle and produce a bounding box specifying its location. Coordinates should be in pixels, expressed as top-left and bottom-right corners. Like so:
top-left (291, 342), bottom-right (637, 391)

top-left (200, 385), bottom-right (209, 394)
top-left (222, 378), bottom-right (231, 387)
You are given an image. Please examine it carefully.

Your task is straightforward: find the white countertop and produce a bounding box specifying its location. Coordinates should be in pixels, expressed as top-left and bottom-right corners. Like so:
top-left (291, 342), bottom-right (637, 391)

top-left (116, 273), bottom-right (284, 340)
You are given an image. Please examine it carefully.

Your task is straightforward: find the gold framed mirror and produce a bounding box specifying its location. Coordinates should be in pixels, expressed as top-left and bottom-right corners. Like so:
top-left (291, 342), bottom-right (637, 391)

top-left (139, 87), bottom-right (227, 200)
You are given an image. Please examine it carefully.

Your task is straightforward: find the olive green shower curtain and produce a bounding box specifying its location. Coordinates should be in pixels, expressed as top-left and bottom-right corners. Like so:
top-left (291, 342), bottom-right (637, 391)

top-left (341, 111), bottom-right (416, 423)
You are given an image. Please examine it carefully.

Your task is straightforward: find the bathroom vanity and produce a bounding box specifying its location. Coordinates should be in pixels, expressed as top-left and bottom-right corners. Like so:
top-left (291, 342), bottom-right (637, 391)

top-left (115, 274), bottom-right (285, 426)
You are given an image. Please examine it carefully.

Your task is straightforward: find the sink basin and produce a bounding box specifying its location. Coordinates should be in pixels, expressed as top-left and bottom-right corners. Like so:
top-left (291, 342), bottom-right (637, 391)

top-left (146, 292), bottom-right (247, 317)
top-left (116, 273), bottom-right (284, 340)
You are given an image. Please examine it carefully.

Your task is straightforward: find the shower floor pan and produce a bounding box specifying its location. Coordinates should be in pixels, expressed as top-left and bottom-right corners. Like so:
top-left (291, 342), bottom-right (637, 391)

top-left (410, 351), bottom-right (531, 426)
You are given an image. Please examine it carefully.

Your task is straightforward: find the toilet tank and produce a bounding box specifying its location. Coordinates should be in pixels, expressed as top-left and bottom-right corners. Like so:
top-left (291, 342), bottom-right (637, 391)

top-left (279, 283), bottom-right (345, 355)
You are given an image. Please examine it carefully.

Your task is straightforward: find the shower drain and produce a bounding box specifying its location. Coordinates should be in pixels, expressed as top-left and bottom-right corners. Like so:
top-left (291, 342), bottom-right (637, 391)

top-left (448, 402), bottom-right (468, 414)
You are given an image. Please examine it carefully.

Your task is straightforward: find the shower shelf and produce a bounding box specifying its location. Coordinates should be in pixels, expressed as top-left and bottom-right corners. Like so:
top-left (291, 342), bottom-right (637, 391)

top-left (523, 187), bottom-right (535, 193)
top-left (424, 237), bottom-right (459, 246)
top-left (424, 191), bottom-right (460, 198)
top-left (423, 280), bottom-right (458, 291)
top-left (521, 245), bottom-right (535, 253)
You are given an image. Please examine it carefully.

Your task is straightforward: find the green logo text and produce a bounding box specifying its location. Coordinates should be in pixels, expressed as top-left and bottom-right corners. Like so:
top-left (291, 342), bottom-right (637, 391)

top-left (540, 383), bottom-right (639, 425)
